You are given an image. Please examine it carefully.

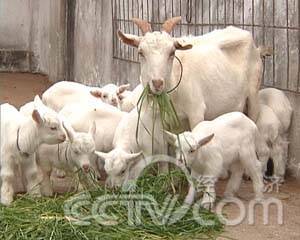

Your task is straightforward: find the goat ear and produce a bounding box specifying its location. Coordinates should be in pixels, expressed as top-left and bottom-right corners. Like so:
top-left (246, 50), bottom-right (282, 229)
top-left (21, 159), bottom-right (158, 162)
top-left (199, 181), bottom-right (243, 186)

top-left (32, 109), bottom-right (44, 125)
top-left (118, 84), bottom-right (130, 94)
top-left (95, 151), bottom-right (109, 160)
top-left (196, 134), bottom-right (214, 149)
top-left (33, 95), bottom-right (43, 107)
top-left (125, 151), bottom-right (143, 168)
top-left (62, 121), bottom-right (75, 142)
top-left (89, 121), bottom-right (97, 140)
top-left (163, 130), bottom-right (177, 145)
top-left (90, 89), bottom-right (102, 98)
top-left (125, 151), bottom-right (143, 162)
top-left (118, 30), bottom-right (141, 48)
top-left (174, 40), bottom-right (193, 50)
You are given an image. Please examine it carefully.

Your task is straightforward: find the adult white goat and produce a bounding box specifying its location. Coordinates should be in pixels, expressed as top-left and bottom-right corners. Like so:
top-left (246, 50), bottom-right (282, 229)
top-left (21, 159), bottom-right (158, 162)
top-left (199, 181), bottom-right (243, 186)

top-left (256, 88), bottom-right (293, 180)
top-left (118, 17), bottom-right (262, 128)
top-left (42, 81), bottom-right (130, 112)
top-left (37, 121), bottom-right (97, 196)
top-left (164, 112), bottom-right (265, 208)
top-left (0, 96), bottom-right (66, 206)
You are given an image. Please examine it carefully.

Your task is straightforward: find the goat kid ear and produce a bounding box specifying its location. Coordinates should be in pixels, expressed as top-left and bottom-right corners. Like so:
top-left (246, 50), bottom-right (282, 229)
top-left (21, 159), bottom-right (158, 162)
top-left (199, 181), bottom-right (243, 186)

top-left (125, 151), bottom-right (143, 167)
top-left (118, 30), bottom-right (141, 48)
top-left (95, 151), bottom-right (109, 160)
top-left (32, 109), bottom-right (44, 125)
top-left (118, 84), bottom-right (130, 94)
top-left (89, 121), bottom-right (97, 140)
top-left (33, 95), bottom-right (44, 107)
top-left (62, 121), bottom-right (75, 142)
top-left (174, 40), bottom-right (193, 51)
top-left (163, 130), bottom-right (177, 146)
top-left (196, 134), bottom-right (214, 149)
top-left (90, 89), bottom-right (102, 98)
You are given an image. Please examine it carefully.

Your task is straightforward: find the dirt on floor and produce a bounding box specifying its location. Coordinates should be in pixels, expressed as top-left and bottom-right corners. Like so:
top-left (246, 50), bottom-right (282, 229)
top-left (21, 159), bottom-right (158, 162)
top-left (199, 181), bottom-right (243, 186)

top-left (0, 72), bottom-right (52, 108)
top-left (0, 73), bottom-right (299, 240)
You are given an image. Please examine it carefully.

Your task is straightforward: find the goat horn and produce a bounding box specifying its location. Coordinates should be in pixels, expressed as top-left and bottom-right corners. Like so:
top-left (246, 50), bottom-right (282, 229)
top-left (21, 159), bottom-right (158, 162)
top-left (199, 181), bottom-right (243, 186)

top-left (161, 16), bottom-right (182, 34)
top-left (132, 18), bottom-right (152, 35)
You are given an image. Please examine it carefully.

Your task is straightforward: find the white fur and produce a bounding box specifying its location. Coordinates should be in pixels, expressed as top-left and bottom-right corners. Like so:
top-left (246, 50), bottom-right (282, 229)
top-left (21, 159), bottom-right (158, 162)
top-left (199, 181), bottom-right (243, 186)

top-left (37, 122), bottom-right (96, 196)
top-left (259, 88), bottom-right (292, 132)
top-left (0, 96), bottom-right (66, 206)
top-left (42, 81), bottom-right (130, 112)
top-left (58, 101), bottom-right (126, 179)
top-left (165, 112), bottom-right (264, 208)
top-left (119, 25), bottom-right (262, 128)
top-left (256, 88), bottom-right (293, 179)
top-left (101, 83), bottom-right (130, 109)
top-left (119, 84), bottom-right (144, 112)
top-left (59, 101), bottom-right (125, 152)
top-left (95, 98), bottom-right (168, 187)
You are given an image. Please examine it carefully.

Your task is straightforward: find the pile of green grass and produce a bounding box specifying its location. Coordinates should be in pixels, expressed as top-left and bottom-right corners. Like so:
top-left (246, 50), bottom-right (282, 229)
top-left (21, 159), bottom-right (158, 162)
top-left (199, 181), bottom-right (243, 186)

top-left (0, 169), bottom-right (223, 240)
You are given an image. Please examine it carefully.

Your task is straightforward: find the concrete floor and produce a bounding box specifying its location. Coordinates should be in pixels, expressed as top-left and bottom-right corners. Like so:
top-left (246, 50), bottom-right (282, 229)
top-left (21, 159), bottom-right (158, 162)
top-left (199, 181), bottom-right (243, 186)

top-left (0, 73), bottom-right (299, 240)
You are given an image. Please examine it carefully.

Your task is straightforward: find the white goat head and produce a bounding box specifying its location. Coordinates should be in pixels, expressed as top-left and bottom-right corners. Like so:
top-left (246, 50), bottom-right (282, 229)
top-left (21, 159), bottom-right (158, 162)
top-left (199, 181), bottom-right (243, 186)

top-left (90, 83), bottom-right (130, 108)
top-left (118, 17), bottom-right (192, 94)
top-left (164, 130), bottom-right (214, 167)
top-left (95, 149), bottom-right (143, 187)
top-left (33, 95), bottom-right (66, 144)
top-left (62, 121), bottom-right (97, 173)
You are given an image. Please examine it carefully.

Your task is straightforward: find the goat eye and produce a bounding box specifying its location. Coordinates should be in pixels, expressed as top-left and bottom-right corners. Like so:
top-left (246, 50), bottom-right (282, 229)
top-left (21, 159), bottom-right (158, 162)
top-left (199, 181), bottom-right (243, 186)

top-left (189, 149), bottom-right (195, 154)
top-left (120, 169), bottom-right (126, 175)
top-left (103, 95), bottom-right (108, 98)
top-left (50, 126), bottom-right (57, 131)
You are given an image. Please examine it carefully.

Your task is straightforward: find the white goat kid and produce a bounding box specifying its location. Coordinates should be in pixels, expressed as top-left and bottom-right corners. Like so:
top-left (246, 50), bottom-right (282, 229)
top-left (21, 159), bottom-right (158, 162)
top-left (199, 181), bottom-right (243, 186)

top-left (95, 99), bottom-right (167, 187)
top-left (0, 96), bottom-right (66, 206)
top-left (119, 84), bottom-right (144, 112)
top-left (58, 101), bottom-right (126, 180)
top-left (101, 83), bottom-right (131, 109)
top-left (164, 112), bottom-right (264, 209)
top-left (256, 88), bottom-right (293, 180)
top-left (37, 122), bottom-right (96, 196)
top-left (42, 81), bottom-right (130, 112)
top-left (60, 101), bottom-right (126, 153)
top-left (118, 17), bottom-right (262, 128)
top-left (259, 88), bottom-right (293, 132)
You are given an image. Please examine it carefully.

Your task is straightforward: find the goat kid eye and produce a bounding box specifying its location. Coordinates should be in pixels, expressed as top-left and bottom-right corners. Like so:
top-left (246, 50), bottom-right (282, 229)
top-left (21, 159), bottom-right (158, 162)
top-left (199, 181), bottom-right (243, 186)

top-left (50, 127), bottom-right (57, 131)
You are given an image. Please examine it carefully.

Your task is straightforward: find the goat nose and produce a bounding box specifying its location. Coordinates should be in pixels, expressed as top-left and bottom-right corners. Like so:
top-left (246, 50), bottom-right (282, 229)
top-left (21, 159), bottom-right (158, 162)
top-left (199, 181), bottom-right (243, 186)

top-left (111, 98), bottom-right (117, 105)
top-left (82, 164), bottom-right (90, 172)
top-left (60, 134), bottom-right (66, 141)
top-left (152, 79), bottom-right (164, 90)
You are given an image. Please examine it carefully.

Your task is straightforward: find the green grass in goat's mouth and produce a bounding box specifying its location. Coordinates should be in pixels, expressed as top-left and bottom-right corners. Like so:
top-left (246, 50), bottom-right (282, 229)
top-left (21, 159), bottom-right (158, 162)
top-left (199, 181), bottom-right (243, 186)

top-left (136, 85), bottom-right (183, 152)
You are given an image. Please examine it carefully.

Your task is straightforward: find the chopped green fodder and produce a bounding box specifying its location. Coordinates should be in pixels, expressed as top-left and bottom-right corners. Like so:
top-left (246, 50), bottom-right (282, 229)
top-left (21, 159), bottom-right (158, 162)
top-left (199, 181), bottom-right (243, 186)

top-left (0, 169), bottom-right (223, 240)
